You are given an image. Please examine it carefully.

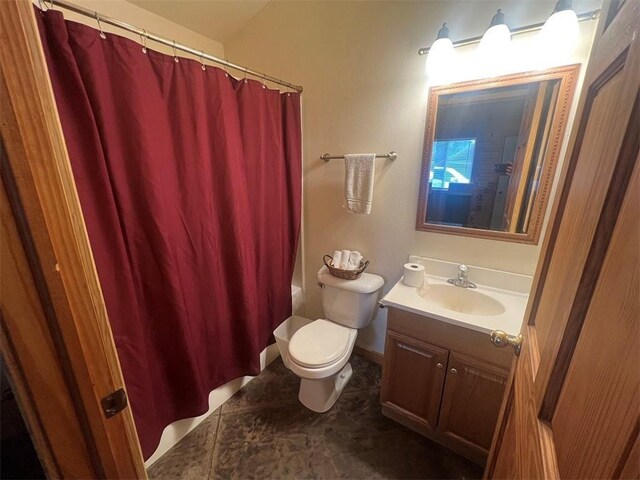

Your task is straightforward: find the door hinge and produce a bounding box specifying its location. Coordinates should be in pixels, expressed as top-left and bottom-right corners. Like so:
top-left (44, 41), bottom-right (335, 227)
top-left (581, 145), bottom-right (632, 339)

top-left (101, 388), bottom-right (128, 418)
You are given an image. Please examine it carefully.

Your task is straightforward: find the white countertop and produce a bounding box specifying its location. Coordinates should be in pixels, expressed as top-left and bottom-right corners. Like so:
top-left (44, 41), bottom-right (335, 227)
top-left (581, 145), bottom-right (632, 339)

top-left (382, 274), bottom-right (530, 336)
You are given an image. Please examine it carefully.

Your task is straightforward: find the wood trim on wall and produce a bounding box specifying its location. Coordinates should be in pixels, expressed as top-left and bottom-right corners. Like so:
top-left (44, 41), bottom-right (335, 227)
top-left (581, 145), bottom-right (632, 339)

top-left (354, 345), bottom-right (384, 366)
top-left (505, 82), bottom-right (548, 232)
top-left (415, 64), bottom-right (579, 245)
top-left (0, 0), bottom-right (146, 477)
top-left (503, 84), bottom-right (540, 232)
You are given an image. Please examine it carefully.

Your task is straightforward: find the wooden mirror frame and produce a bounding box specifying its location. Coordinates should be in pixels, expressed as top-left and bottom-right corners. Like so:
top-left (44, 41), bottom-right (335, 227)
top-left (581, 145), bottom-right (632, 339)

top-left (416, 64), bottom-right (580, 244)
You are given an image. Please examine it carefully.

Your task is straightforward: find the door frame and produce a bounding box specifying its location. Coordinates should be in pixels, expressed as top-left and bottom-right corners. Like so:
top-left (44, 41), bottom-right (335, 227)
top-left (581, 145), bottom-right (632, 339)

top-left (1, 0), bottom-right (146, 477)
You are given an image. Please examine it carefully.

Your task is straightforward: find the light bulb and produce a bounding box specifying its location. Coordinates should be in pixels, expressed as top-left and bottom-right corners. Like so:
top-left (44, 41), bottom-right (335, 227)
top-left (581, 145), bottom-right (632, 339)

top-left (425, 23), bottom-right (456, 84)
top-left (477, 24), bottom-right (511, 74)
top-left (477, 9), bottom-right (511, 76)
top-left (539, 8), bottom-right (579, 66)
top-left (426, 37), bottom-right (455, 76)
top-left (479, 24), bottom-right (511, 56)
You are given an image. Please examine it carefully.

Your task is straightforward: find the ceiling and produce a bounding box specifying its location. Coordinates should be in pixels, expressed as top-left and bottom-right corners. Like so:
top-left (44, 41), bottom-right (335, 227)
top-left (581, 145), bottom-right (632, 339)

top-left (127, 0), bottom-right (271, 44)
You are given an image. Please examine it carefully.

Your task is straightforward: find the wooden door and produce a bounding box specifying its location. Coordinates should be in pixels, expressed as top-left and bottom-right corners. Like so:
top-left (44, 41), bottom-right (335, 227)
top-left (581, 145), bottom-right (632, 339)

top-left (381, 331), bottom-right (449, 429)
top-left (438, 352), bottom-right (508, 458)
top-left (485, 1), bottom-right (640, 478)
top-left (1, 1), bottom-right (146, 477)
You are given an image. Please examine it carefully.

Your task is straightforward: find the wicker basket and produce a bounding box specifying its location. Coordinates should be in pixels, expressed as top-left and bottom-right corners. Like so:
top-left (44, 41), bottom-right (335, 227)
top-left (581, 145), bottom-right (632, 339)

top-left (323, 255), bottom-right (369, 280)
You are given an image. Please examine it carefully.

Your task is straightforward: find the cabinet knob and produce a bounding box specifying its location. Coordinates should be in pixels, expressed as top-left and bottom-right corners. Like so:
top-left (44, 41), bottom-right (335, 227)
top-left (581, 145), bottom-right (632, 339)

top-left (436, 362), bottom-right (443, 369)
top-left (450, 368), bottom-right (458, 374)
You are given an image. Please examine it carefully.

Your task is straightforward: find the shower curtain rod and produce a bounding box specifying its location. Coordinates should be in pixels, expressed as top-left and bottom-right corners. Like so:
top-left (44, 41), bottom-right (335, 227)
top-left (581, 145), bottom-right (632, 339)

top-left (38, 0), bottom-right (304, 93)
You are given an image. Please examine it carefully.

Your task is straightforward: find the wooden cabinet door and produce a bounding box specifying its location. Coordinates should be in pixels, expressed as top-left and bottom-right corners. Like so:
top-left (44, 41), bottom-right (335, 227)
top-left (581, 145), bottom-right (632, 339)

top-left (437, 352), bottom-right (508, 458)
top-left (381, 330), bottom-right (449, 429)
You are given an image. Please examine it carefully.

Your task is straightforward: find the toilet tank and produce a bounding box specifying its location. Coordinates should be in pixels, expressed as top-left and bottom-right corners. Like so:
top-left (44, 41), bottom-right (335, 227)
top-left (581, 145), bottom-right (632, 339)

top-left (317, 266), bottom-right (385, 329)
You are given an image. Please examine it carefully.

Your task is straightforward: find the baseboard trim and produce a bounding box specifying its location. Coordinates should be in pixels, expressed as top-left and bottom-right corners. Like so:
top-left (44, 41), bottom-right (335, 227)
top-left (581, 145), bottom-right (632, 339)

top-left (354, 345), bottom-right (384, 366)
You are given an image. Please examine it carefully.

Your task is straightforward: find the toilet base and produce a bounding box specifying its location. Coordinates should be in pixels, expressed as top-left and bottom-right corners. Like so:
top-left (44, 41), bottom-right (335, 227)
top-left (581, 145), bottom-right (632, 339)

top-left (298, 362), bottom-right (353, 413)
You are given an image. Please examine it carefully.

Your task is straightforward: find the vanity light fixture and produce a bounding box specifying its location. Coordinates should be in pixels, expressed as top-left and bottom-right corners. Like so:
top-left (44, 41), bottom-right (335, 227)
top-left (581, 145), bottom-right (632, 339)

top-left (478, 9), bottom-right (511, 57)
top-left (417, 7), bottom-right (599, 59)
top-left (426, 23), bottom-right (455, 76)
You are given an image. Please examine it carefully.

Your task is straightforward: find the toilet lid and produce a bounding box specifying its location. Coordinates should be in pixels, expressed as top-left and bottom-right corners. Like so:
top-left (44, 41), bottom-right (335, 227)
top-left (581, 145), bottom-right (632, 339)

top-left (289, 319), bottom-right (351, 368)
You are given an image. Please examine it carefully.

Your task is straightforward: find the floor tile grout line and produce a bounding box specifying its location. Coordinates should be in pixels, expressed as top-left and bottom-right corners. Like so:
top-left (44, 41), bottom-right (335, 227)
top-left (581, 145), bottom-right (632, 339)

top-left (206, 409), bottom-right (223, 479)
top-left (219, 399), bottom-right (301, 416)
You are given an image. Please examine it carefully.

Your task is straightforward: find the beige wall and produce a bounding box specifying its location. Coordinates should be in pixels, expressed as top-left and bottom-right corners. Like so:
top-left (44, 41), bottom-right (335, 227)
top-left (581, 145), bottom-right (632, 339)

top-left (45, 0), bottom-right (598, 354)
top-left (225, 0), bottom-right (598, 354)
top-left (41, 0), bottom-right (224, 59)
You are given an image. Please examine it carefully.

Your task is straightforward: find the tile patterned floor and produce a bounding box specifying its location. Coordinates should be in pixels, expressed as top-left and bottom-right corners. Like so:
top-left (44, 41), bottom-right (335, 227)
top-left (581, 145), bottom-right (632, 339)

top-left (148, 354), bottom-right (482, 480)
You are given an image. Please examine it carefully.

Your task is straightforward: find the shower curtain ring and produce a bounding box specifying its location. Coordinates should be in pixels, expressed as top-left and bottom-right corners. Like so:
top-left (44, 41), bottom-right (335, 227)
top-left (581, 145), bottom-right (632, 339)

top-left (95, 13), bottom-right (106, 39)
top-left (172, 41), bottom-right (179, 63)
top-left (200, 51), bottom-right (206, 71)
top-left (140, 30), bottom-right (147, 54)
top-left (48, 0), bottom-right (54, 10)
top-left (36, 0), bottom-right (46, 13)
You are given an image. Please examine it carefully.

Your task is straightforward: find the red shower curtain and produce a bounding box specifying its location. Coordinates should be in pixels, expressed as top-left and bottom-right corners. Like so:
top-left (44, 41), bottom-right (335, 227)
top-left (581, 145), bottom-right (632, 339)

top-left (37, 10), bottom-right (301, 459)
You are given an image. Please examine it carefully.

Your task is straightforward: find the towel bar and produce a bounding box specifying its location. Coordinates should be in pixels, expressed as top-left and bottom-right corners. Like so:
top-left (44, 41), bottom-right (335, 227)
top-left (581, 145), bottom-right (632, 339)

top-left (321, 151), bottom-right (398, 162)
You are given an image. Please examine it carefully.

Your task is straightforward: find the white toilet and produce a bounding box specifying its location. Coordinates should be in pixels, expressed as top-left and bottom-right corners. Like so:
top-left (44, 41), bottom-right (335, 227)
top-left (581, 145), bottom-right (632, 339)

top-left (274, 266), bottom-right (384, 413)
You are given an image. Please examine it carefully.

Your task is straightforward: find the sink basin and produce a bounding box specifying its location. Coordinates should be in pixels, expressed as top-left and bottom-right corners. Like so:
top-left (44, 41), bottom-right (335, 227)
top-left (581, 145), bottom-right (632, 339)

top-left (419, 284), bottom-right (506, 316)
top-left (382, 257), bottom-right (532, 335)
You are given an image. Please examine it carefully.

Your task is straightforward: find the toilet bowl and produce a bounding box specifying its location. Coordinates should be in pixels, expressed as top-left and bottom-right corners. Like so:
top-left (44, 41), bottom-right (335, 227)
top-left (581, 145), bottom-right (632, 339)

top-left (287, 319), bottom-right (357, 412)
top-left (275, 267), bottom-right (384, 412)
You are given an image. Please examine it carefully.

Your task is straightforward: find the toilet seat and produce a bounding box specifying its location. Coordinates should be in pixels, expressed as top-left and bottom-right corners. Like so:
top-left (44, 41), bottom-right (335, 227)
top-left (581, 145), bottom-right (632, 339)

top-left (288, 319), bottom-right (351, 368)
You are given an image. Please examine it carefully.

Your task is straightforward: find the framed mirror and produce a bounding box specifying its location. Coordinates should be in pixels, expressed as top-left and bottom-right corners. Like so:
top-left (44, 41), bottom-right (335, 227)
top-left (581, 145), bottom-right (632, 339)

top-left (416, 65), bottom-right (579, 244)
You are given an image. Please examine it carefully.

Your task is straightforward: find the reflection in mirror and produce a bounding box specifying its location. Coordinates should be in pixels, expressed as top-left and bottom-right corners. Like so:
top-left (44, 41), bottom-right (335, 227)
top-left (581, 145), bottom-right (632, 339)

top-left (416, 66), bottom-right (579, 244)
top-left (428, 81), bottom-right (560, 231)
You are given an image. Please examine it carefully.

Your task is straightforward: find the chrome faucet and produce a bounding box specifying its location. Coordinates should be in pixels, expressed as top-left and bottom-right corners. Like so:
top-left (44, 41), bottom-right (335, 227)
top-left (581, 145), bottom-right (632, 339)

top-left (447, 264), bottom-right (476, 288)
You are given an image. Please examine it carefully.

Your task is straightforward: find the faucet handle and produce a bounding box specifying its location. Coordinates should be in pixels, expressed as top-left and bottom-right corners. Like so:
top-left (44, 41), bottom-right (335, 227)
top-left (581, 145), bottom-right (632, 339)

top-left (448, 264), bottom-right (476, 288)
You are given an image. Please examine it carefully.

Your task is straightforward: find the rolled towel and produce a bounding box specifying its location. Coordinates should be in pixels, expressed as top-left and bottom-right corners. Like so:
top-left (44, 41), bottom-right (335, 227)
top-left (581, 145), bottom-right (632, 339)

top-left (331, 250), bottom-right (342, 268)
top-left (348, 251), bottom-right (362, 270)
top-left (340, 249), bottom-right (351, 269)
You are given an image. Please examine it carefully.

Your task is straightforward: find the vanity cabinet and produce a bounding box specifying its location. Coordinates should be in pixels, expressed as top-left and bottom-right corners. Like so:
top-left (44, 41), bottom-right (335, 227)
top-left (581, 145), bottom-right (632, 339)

top-left (381, 307), bottom-right (511, 466)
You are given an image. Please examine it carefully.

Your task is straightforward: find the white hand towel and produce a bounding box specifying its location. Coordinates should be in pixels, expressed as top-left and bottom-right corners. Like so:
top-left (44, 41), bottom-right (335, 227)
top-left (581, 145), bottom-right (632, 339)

top-left (340, 250), bottom-right (351, 269)
top-left (331, 251), bottom-right (342, 268)
top-left (344, 154), bottom-right (375, 214)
